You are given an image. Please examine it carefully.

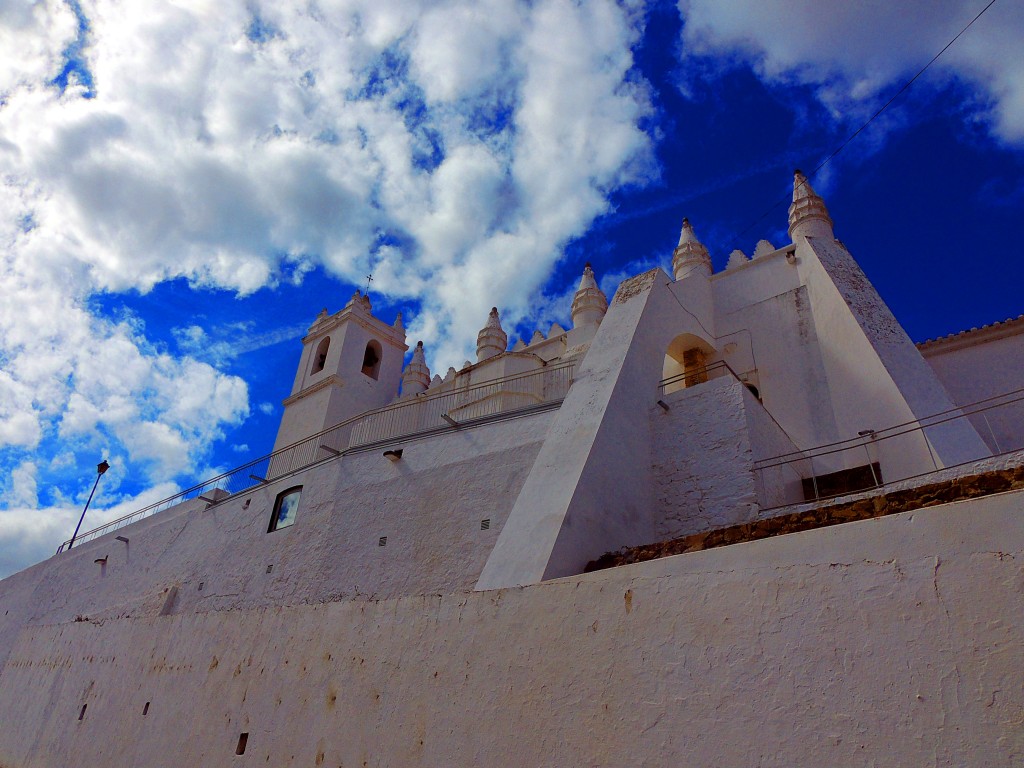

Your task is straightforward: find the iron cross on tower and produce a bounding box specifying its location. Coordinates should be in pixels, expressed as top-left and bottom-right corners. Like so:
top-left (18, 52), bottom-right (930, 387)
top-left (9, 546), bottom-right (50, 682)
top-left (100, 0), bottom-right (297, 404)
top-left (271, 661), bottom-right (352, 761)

top-left (364, 273), bottom-right (373, 294)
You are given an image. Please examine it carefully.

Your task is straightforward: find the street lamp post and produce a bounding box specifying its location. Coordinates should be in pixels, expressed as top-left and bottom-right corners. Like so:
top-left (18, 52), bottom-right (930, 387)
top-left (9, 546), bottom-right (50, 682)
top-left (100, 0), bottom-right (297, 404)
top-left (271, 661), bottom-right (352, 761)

top-left (68, 460), bottom-right (110, 551)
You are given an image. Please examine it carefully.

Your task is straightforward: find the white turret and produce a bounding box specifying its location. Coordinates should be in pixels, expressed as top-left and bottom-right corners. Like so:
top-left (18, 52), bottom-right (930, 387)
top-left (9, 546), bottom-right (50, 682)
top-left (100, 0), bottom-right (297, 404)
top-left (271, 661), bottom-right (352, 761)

top-left (672, 218), bottom-right (712, 280)
top-left (570, 263), bottom-right (608, 328)
top-left (401, 341), bottom-right (431, 396)
top-left (476, 307), bottom-right (508, 362)
top-left (788, 170), bottom-right (834, 240)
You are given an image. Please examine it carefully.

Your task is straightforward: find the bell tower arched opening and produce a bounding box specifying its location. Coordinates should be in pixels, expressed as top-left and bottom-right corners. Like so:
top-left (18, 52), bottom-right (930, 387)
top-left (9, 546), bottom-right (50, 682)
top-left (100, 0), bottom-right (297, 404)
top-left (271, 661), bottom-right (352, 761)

top-left (311, 336), bottom-right (330, 374)
top-left (362, 340), bottom-right (382, 380)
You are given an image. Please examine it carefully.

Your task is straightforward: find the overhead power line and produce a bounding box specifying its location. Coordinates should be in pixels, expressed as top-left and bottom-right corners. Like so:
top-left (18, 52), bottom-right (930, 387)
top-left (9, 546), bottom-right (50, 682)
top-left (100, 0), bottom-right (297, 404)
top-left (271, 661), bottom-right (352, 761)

top-left (734, 0), bottom-right (999, 243)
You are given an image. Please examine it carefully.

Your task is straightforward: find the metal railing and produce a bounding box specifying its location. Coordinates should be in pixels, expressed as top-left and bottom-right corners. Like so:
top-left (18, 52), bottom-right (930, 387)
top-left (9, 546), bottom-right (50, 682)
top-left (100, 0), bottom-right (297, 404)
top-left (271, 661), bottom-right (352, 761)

top-left (753, 385), bottom-right (1024, 508)
top-left (350, 361), bottom-right (576, 448)
top-left (658, 360), bottom-right (747, 396)
top-left (57, 360), bottom-right (577, 552)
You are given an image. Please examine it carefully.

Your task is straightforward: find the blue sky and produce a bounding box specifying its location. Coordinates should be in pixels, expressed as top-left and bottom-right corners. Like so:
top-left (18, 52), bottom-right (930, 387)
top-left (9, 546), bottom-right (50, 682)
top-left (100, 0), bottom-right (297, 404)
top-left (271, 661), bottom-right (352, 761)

top-left (1, 0), bottom-right (1022, 576)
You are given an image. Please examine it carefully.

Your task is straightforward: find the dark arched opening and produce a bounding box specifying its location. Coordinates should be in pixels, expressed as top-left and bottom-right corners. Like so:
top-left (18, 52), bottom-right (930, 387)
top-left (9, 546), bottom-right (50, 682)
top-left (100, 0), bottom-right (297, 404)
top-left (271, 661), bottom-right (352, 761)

top-left (311, 336), bottom-right (330, 374)
top-left (362, 340), bottom-right (382, 380)
top-left (663, 333), bottom-right (715, 394)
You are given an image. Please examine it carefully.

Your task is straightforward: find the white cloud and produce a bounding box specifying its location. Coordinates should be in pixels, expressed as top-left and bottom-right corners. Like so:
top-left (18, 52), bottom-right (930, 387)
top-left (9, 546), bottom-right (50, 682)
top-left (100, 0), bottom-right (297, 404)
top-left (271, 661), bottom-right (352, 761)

top-left (0, 0), bottom-right (656, 574)
top-left (409, 0), bottom-right (523, 104)
top-left (678, 0), bottom-right (1024, 144)
top-left (9, 461), bottom-right (38, 508)
top-left (0, 0), bottom-right (79, 97)
top-left (1, 0), bottom-right (655, 361)
top-left (0, 480), bottom-right (181, 578)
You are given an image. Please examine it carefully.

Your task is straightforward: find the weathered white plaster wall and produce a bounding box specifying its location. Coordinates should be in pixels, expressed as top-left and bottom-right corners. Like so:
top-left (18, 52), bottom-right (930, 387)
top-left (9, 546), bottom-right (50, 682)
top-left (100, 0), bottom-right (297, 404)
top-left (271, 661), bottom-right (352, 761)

top-left (0, 411), bottom-right (555, 670)
top-left (350, 356), bottom-right (573, 448)
top-left (478, 269), bottom-right (711, 589)
top-left (794, 235), bottom-right (989, 475)
top-left (0, 558), bottom-right (48, 670)
top-left (921, 325), bottom-right (1024, 454)
top-left (711, 244), bottom-right (800, 316)
top-left (717, 282), bottom-right (840, 452)
top-left (649, 377), bottom-right (758, 539)
top-left (1, 490), bottom-right (1021, 767)
top-left (741, 386), bottom-right (805, 507)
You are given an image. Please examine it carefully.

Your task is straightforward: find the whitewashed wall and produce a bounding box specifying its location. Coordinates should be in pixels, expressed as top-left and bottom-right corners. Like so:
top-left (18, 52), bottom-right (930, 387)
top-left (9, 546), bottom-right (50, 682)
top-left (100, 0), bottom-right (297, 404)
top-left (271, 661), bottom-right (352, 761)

top-left (1, 491), bottom-right (1020, 767)
top-left (0, 411), bottom-right (555, 669)
top-left (794, 236), bottom-right (989, 474)
top-left (713, 254), bottom-right (841, 453)
top-left (921, 325), bottom-right (1024, 454)
top-left (649, 377), bottom-right (758, 540)
top-left (741, 386), bottom-right (806, 508)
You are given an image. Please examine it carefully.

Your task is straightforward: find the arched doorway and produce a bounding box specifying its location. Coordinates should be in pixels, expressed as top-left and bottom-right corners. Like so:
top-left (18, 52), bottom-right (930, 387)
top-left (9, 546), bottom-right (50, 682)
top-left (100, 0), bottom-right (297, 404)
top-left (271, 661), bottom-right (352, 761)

top-left (663, 334), bottom-right (715, 395)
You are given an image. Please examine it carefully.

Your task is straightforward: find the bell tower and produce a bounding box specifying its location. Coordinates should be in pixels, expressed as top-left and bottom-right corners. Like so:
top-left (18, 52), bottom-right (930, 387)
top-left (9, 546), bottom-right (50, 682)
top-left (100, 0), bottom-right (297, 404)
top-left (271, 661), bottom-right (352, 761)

top-left (272, 290), bottom-right (408, 452)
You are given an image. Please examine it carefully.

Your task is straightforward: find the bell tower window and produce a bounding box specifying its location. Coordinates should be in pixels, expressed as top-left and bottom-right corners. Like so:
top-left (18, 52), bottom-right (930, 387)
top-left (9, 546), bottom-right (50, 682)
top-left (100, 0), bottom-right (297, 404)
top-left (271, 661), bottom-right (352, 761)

top-left (311, 336), bottom-right (330, 374)
top-left (362, 340), bottom-right (382, 380)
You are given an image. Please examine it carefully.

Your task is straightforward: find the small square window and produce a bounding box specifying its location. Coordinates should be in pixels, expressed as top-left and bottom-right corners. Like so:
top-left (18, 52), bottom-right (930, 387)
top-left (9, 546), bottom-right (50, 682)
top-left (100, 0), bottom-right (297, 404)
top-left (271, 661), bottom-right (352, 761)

top-left (268, 487), bottom-right (301, 532)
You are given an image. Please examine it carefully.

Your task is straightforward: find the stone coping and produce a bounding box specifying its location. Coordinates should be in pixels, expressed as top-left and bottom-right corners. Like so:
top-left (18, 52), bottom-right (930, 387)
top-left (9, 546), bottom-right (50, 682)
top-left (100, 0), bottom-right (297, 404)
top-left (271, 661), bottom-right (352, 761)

top-left (916, 312), bottom-right (1024, 351)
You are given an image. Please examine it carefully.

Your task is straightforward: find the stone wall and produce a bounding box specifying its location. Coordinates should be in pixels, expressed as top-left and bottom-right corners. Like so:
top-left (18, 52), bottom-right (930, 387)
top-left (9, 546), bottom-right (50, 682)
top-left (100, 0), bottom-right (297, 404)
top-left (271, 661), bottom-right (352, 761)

top-left (1, 490), bottom-right (1021, 767)
top-left (649, 376), bottom-right (758, 540)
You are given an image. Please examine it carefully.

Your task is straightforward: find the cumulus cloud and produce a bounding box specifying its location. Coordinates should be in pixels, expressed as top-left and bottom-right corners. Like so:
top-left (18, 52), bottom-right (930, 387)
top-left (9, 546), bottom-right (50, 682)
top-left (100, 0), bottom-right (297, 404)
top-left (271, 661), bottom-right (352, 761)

top-left (2, 0), bottom-right (654, 349)
top-left (0, 0), bottom-right (656, 574)
top-left (0, 0), bottom-right (79, 98)
top-left (678, 0), bottom-right (1024, 144)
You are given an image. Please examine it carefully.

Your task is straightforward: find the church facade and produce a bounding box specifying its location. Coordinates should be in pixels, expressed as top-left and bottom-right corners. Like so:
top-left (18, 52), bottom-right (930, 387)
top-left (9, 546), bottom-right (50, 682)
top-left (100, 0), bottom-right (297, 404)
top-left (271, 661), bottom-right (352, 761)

top-left (0, 172), bottom-right (1021, 766)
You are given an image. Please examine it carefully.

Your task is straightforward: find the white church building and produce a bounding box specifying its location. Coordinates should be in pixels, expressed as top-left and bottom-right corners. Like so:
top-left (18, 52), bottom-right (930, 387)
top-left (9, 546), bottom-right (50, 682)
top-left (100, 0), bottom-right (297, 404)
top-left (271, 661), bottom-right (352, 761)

top-left (0, 172), bottom-right (1022, 766)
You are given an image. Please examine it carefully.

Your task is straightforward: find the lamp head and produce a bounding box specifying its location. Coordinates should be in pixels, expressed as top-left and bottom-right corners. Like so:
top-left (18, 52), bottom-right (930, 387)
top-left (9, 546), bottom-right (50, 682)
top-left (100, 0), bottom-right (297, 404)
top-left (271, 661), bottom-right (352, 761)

top-left (97, 460), bottom-right (110, 475)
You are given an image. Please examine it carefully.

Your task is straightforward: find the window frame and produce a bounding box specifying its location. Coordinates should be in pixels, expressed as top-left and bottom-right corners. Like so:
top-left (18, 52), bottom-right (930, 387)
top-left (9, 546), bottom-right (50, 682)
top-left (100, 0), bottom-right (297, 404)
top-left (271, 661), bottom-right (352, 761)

top-left (268, 486), bottom-right (302, 533)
